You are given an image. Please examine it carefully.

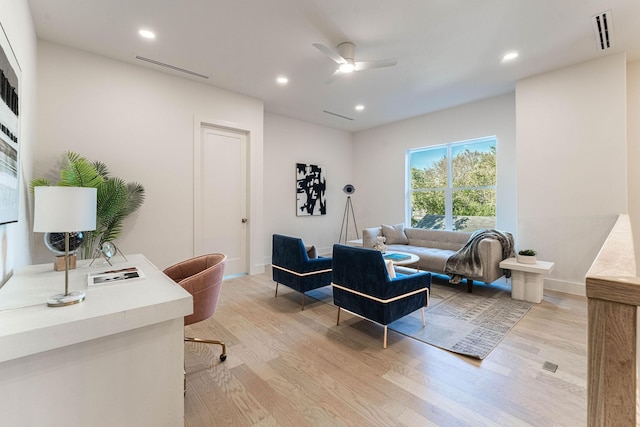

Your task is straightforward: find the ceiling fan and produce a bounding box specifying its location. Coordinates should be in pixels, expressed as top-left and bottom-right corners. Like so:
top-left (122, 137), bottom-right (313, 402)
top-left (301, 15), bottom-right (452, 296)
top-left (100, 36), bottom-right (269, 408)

top-left (312, 42), bottom-right (398, 83)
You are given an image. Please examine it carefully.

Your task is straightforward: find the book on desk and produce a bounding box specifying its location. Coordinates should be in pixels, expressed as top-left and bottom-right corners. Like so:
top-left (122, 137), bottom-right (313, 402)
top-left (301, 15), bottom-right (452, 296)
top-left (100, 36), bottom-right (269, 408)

top-left (88, 266), bottom-right (145, 286)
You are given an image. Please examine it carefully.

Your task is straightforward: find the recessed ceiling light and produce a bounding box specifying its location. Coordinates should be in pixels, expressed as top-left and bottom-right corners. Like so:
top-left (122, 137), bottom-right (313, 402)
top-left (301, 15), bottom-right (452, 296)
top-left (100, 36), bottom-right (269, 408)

top-left (355, 105), bottom-right (365, 111)
top-left (138, 29), bottom-right (156, 39)
top-left (276, 76), bottom-right (289, 85)
top-left (502, 51), bottom-right (519, 62)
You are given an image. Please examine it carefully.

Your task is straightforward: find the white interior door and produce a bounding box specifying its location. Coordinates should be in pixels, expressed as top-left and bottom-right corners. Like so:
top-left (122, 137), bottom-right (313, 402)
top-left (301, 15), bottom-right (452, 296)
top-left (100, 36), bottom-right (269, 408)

top-left (194, 125), bottom-right (248, 276)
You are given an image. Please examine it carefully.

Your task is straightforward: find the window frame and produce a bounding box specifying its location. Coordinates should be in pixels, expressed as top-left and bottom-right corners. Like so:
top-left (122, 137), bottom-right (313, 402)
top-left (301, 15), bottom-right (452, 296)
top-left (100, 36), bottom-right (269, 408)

top-left (406, 136), bottom-right (497, 231)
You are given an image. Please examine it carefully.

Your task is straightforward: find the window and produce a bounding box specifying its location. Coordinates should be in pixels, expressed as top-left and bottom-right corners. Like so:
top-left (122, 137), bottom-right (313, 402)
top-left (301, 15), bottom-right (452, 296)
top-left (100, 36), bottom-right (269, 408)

top-left (408, 137), bottom-right (496, 232)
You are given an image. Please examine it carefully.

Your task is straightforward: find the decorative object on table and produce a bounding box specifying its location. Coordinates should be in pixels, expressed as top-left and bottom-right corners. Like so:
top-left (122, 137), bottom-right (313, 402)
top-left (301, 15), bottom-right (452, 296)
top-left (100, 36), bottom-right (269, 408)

top-left (373, 235), bottom-right (387, 252)
top-left (296, 163), bottom-right (326, 216)
top-left (89, 241), bottom-right (128, 267)
top-left (45, 231), bottom-right (85, 271)
top-left (33, 186), bottom-right (97, 307)
top-left (30, 151), bottom-right (145, 258)
top-left (0, 21), bottom-right (21, 225)
top-left (517, 249), bottom-right (537, 264)
top-left (338, 184), bottom-right (359, 244)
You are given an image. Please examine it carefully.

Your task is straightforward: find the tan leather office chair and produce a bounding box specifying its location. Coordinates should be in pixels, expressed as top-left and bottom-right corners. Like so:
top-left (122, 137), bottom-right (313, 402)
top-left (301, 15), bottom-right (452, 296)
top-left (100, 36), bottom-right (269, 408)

top-left (163, 253), bottom-right (227, 362)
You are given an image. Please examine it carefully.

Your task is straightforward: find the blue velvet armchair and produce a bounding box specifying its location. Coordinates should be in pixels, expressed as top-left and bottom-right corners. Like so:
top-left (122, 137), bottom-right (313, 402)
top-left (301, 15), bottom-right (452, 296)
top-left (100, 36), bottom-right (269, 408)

top-left (272, 234), bottom-right (333, 309)
top-left (331, 244), bottom-right (431, 348)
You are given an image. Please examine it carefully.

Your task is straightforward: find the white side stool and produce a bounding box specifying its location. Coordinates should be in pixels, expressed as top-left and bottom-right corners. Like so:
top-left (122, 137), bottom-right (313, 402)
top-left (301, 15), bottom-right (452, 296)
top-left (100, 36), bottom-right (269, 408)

top-left (499, 257), bottom-right (555, 303)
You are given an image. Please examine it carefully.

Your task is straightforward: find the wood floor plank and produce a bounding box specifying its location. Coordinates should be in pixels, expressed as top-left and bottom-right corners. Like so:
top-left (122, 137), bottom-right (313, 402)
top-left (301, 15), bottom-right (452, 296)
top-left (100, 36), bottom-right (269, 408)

top-left (184, 271), bottom-right (588, 426)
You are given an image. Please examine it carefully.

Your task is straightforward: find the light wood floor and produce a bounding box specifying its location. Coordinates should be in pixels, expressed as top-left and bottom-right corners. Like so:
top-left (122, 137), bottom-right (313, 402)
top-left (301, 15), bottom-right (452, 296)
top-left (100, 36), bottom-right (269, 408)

top-left (184, 270), bottom-right (587, 426)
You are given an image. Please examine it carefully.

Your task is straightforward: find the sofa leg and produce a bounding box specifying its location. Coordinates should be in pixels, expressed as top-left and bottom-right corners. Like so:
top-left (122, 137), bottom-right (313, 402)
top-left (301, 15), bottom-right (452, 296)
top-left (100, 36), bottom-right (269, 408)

top-left (275, 282), bottom-right (279, 297)
top-left (336, 307), bottom-right (341, 326)
top-left (467, 279), bottom-right (473, 293)
top-left (421, 307), bottom-right (425, 327)
top-left (383, 325), bottom-right (388, 349)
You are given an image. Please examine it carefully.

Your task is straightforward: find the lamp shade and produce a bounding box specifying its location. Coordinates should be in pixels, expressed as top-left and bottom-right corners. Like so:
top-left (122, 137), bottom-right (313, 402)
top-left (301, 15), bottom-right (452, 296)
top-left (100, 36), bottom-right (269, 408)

top-left (33, 186), bottom-right (97, 232)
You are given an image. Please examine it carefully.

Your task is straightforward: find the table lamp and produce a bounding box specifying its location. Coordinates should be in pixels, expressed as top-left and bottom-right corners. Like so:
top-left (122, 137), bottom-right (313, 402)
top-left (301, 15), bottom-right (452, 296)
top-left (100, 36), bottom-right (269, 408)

top-left (33, 186), bottom-right (97, 307)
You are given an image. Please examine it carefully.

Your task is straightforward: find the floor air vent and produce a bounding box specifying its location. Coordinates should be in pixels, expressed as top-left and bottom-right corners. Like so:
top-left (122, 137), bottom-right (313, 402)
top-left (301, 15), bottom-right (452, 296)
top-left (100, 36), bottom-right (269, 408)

top-left (592, 10), bottom-right (613, 51)
top-left (542, 361), bottom-right (558, 373)
top-left (135, 56), bottom-right (210, 79)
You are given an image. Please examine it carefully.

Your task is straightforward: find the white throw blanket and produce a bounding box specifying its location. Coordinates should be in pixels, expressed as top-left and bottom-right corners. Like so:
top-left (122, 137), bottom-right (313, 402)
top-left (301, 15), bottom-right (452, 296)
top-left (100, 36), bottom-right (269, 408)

top-left (444, 229), bottom-right (515, 284)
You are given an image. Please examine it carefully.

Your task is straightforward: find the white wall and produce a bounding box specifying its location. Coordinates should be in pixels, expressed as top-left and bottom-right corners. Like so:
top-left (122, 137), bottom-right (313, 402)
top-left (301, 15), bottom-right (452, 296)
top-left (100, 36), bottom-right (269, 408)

top-left (264, 113), bottom-right (352, 260)
top-left (0, 0), bottom-right (38, 285)
top-left (36, 41), bottom-right (264, 271)
top-left (516, 53), bottom-right (627, 295)
top-left (352, 93), bottom-right (517, 235)
top-left (628, 59), bottom-right (640, 267)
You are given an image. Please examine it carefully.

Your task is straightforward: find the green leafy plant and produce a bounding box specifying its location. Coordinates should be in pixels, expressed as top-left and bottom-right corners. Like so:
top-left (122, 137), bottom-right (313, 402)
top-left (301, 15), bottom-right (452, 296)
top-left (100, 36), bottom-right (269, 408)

top-left (518, 249), bottom-right (537, 256)
top-left (30, 151), bottom-right (145, 258)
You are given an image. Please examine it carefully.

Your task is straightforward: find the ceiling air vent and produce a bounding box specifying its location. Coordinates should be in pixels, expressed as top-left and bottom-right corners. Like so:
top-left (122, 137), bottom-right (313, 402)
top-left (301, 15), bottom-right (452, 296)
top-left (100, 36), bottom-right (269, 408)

top-left (135, 56), bottom-right (210, 79)
top-left (323, 110), bottom-right (354, 121)
top-left (592, 10), bottom-right (613, 51)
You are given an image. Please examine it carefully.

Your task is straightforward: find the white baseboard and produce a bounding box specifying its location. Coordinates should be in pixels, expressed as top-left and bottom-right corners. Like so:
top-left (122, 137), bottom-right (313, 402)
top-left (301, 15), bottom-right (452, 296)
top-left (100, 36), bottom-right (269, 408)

top-left (544, 277), bottom-right (586, 297)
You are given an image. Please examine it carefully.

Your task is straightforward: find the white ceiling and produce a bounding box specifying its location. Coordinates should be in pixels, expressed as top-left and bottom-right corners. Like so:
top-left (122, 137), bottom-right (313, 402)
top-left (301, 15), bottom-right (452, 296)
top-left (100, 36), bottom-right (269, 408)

top-left (27, 0), bottom-right (640, 132)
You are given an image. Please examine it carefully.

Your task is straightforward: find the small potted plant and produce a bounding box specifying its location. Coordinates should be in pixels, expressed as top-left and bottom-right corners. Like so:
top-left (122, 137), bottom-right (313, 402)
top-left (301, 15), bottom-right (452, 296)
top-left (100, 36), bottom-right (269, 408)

top-left (517, 249), bottom-right (537, 264)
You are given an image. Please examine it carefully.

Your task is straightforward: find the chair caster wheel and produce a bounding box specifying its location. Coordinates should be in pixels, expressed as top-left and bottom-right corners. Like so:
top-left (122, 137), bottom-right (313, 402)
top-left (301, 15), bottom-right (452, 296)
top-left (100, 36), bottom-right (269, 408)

top-left (220, 354), bottom-right (227, 362)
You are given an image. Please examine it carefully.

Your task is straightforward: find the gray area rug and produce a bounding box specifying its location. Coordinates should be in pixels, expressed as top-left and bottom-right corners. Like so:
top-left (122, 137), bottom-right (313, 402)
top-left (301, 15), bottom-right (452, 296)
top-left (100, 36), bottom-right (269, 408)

top-left (306, 276), bottom-right (532, 360)
top-left (387, 277), bottom-right (533, 359)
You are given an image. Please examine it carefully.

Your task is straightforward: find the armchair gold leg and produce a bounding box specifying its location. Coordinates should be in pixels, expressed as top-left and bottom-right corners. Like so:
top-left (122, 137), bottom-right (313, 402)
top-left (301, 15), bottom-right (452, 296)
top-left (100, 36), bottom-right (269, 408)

top-left (383, 325), bottom-right (388, 349)
top-left (421, 307), bottom-right (425, 327)
top-left (185, 336), bottom-right (227, 362)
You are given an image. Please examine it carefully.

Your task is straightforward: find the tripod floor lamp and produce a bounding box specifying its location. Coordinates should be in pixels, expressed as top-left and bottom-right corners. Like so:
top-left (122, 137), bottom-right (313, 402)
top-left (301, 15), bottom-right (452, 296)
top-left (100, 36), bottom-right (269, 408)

top-left (339, 184), bottom-right (359, 244)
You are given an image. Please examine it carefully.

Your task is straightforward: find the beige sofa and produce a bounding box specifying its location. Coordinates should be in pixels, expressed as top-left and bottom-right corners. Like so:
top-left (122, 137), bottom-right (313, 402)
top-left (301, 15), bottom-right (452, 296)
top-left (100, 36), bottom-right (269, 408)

top-left (362, 224), bottom-right (513, 292)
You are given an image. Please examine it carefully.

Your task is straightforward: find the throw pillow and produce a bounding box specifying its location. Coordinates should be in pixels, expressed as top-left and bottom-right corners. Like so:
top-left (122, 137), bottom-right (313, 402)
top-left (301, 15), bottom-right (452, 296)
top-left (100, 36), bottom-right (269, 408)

top-left (382, 223), bottom-right (409, 245)
top-left (385, 260), bottom-right (396, 278)
top-left (305, 245), bottom-right (317, 259)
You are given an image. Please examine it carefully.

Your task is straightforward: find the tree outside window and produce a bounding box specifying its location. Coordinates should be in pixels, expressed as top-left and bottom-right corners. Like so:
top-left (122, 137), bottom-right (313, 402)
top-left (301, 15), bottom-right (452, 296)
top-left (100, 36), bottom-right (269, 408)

top-left (409, 137), bottom-right (496, 231)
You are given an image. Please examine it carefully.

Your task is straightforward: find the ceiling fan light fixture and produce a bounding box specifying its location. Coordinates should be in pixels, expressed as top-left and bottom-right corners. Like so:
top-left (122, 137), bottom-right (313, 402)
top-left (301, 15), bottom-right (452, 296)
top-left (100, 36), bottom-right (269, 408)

top-left (339, 63), bottom-right (355, 73)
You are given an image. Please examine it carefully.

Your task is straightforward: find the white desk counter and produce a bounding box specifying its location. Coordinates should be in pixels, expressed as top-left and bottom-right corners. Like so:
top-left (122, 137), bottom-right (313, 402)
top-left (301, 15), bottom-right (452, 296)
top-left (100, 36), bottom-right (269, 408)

top-left (0, 254), bottom-right (192, 427)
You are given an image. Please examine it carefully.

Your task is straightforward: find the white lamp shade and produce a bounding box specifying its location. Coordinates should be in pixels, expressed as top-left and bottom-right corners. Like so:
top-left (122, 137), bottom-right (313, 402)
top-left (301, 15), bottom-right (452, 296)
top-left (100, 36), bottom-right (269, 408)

top-left (33, 186), bottom-right (97, 232)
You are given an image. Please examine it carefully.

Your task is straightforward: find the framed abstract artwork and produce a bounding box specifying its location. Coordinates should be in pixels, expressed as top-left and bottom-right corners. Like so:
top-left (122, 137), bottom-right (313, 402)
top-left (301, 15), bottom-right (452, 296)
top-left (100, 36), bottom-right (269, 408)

top-left (296, 163), bottom-right (326, 216)
top-left (0, 22), bottom-right (20, 225)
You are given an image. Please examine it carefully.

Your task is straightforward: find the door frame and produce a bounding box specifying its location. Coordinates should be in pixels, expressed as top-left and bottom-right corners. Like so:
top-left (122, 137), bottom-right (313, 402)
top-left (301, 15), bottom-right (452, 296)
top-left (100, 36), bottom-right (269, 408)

top-left (193, 117), bottom-right (253, 274)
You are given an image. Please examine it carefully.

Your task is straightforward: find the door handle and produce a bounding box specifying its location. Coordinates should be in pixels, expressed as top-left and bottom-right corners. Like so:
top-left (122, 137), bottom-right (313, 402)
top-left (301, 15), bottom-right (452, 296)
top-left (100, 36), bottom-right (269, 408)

top-left (241, 218), bottom-right (248, 223)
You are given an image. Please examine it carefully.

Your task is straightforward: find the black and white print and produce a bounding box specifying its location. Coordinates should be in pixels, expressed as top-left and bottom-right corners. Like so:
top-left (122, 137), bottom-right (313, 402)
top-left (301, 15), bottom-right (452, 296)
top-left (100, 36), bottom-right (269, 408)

top-left (296, 163), bottom-right (326, 216)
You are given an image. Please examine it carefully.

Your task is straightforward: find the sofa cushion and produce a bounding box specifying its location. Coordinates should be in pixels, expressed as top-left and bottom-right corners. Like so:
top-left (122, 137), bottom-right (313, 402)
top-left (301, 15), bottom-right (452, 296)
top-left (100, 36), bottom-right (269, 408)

top-left (382, 223), bottom-right (409, 245)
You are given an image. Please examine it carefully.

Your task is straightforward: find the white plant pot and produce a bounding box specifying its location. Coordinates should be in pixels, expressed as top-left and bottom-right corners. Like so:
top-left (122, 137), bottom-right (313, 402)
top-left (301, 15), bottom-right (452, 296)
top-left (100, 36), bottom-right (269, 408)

top-left (517, 254), bottom-right (537, 264)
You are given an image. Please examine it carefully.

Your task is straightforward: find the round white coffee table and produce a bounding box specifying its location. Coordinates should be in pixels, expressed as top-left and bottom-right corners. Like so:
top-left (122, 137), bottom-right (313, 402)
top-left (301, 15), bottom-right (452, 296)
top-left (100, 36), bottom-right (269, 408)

top-left (383, 251), bottom-right (419, 269)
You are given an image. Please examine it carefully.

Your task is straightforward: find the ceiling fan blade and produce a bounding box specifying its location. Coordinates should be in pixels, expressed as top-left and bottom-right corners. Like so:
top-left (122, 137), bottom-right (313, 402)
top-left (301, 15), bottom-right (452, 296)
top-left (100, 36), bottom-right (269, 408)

top-left (313, 43), bottom-right (346, 65)
top-left (355, 58), bottom-right (398, 71)
top-left (324, 70), bottom-right (342, 84)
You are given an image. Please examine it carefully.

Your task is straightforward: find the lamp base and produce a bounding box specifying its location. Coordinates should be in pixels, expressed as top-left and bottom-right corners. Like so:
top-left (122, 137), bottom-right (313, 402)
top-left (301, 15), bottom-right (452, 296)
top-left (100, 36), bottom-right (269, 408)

top-left (47, 290), bottom-right (85, 307)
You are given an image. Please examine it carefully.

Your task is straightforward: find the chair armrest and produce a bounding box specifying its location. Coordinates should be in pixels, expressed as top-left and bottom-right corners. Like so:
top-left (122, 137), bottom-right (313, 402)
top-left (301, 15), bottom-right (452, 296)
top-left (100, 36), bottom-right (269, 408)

top-left (383, 272), bottom-right (431, 300)
top-left (306, 257), bottom-right (332, 271)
